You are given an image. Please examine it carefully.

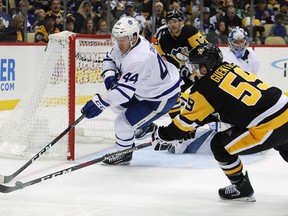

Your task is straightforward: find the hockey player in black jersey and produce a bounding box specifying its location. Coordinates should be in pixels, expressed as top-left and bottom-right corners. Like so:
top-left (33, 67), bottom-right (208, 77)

top-left (137, 9), bottom-right (212, 150)
top-left (135, 9), bottom-right (209, 140)
top-left (151, 43), bottom-right (288, 202)
top-left (153, 9), bottom-right (208, 117)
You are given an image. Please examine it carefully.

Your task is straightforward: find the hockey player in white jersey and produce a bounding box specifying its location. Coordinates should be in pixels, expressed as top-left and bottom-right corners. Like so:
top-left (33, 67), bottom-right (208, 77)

top-left (223, 27), bottom-right (260, 75)
top-left (81, 17), bottom-right (182, 165)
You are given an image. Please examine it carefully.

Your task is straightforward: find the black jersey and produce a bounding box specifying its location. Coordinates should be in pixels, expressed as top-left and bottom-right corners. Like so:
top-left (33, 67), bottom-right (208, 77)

top-left (154, 25), bottom-right (207, 68)
top-left (168, 62), bottom-right (288, 139)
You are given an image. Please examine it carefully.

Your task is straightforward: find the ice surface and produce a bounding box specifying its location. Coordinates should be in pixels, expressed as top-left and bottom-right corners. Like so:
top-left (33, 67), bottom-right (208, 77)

top-left (0, 112), bottom-right (287, 216)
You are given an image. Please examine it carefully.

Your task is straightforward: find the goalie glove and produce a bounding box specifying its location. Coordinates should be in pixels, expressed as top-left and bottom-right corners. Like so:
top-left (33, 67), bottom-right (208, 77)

top-left (152, 126), bottom-right (176, 151)
top-left (81, 94), bottom-right (109, 119)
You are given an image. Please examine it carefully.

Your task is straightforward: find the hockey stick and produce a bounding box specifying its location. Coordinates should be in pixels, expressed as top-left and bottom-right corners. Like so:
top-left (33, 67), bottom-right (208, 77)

top-left (0, 114), bottom-right (86, 184)
top-left (0, 142), bottom-right (151, 193)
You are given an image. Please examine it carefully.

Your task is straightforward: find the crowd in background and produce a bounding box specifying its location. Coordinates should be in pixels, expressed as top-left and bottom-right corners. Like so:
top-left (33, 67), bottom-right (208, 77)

top-left (1, 0), bottom-right (288, 44)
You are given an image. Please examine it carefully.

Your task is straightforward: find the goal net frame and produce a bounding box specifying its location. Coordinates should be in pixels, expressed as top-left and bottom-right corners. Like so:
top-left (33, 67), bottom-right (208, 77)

top-left (0, 31), bottom-right (115, 161)
top-left (67, 33), bottom-right (114, 160)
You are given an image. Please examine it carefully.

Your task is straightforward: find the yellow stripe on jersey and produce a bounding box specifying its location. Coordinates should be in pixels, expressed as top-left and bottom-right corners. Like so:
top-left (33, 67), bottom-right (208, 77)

top-left (226, 108), bottom-right (288, 154)
top-left (187, 32), bottom-right (207, 48)
top-left (173, 91), bottom-right (214, 132)
top-left (154, 43), bottom-right (164, 56)
top-left (181, 91), bottom-right (215, 122)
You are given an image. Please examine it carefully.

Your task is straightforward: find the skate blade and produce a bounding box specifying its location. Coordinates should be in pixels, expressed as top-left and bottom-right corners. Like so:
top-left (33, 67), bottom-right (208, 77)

top-left (220, 195), bottom-right (256, 202)
top-left (101, 161), bottom-right (131, 166)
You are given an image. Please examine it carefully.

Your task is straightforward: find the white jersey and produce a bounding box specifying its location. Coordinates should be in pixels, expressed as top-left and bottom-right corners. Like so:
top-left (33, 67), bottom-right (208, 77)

top-left (223, 47), bottom-right (260, 75)
top-left (102, 36), bottom-right (182, 107)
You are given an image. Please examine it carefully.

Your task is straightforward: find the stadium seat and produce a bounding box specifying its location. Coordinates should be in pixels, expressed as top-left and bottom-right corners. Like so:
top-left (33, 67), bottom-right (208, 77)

top-left (262, 24), bottom-right (273, 38)
top-left (27, 33), bottom-right (35, 43)
top-left (264, 36), bottom-right (286, 45)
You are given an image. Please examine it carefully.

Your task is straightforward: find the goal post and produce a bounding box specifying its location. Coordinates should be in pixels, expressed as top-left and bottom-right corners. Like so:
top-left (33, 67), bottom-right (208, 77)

top-left (0, 31), bottom-right (116, 160)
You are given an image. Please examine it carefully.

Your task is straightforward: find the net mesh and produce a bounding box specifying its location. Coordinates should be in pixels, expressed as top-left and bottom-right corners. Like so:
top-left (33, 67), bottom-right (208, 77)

top-left (0, 32), bottom-right (115, 159)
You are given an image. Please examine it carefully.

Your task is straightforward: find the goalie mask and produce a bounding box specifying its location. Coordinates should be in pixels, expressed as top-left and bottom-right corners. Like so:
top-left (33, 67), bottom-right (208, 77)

top-left (228, 27), bottom-right (249, 58)
top-left (188, 43), bottom-right (223, 74)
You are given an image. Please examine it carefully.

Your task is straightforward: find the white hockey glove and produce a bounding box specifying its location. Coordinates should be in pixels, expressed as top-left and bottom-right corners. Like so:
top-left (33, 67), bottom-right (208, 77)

top-left (152, 127), bottom-right (176, 151)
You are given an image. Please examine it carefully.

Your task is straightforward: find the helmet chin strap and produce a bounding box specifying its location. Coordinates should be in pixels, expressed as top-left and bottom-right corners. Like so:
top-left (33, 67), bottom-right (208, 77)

top-left (191, 64), bottom-right (204, 78)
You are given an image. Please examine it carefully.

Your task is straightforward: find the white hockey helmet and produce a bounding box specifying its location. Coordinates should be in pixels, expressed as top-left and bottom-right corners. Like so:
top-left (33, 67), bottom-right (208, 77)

top-left (228, 27), bottom-right (249, 58)
top-left (112, 17), bottom-right (140, 41)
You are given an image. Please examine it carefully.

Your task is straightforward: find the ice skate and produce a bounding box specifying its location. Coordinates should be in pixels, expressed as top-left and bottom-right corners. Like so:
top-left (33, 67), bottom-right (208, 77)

top-left (102, 148), bottom-right (133, 165)
top-left (218, 171), bottom-right (256, 202)
top-left (135, 123), bottom-right (158, 140)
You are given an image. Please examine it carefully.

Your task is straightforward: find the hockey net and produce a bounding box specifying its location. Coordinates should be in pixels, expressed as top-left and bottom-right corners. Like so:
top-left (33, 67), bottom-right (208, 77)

top-left (0, 31), bottom-right (116, 160)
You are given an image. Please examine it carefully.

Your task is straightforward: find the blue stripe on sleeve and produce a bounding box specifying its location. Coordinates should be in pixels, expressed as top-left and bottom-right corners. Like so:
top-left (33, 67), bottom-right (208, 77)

top-left (152, 76), bottom-right (182, 99)
top-left (117, 83), bottom-right (136, 91)
top-left (114, 86), bottom-right (132, 101)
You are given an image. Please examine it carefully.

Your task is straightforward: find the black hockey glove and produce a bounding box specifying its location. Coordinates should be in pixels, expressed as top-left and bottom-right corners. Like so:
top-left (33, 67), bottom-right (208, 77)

top-left (152, 126), bottom-right (176, 151)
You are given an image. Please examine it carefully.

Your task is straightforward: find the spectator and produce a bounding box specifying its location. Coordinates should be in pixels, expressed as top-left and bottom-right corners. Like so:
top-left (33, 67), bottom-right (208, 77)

top-left (206, 19), bottom-right (228, 44)
top-left (90, 0), bottom-right (104, 15)
top-left (178, 0), bottom-right (193, 18)
top-left (120, 1), bottom-right (148, 36)
top-left (255, 0), bottom-right (275, 24)
top-left (93, 3), bottom-right (118, 32)
top-left (225, 0), bottom-right (245, 19)
top-left (74, 1), bottom-right (96, 33)
top-left (242, 5), bottom-right (264, 43)
top-left (80, 17), bottom-right (96, 34)
top-left (269, 13), bottom-right (288, 43)
top-left (184, 18), bottom-right (192, 26)
top-left (169, 1), bottom-right (181, 11)
top-left (7, 14), bottom-right (25, 42)
top-left (0, 18), bottom-right (5, 41)
top-left (0, 0), bottom-right (11, 28)
top-left (12, 0), bottom-right (36, 32)
top-left (209, 0), bottom-right (226, 26)
top-left (221, 5), bottom-right (242, 33)
top-left (66, 15), bottom-right (75, 32)
top-left (32, 0), bottom-right (50, 12)
top-left (209, 0), bottom-right (226, 17)
top-left (96, 18), bottom-right (108, 34)
top-left (275, 2), bottom-right (288, 25)
top-left (46, 0), bottom-right (65, 31)
top-left (34, 13), bottom-right (60, 43)
top-left (146, 1), bottom-right (166, 33)
top-left (33, 9), bottom-right (46, 31)
top-left (193, 7), bottom-right (215, 35)
top-left (66, 0), bottom-right (83, 15)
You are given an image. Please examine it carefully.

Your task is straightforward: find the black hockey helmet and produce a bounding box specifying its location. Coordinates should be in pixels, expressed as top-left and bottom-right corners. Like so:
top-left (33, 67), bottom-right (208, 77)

top-left (166, 9), bottom-right (183, 22)
top-left (188, 43), bottom-right (223, 71)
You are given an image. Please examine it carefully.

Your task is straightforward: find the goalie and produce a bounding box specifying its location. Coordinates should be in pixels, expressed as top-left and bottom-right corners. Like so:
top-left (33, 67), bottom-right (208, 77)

top-left (151, 43), bottom-right (288, 202)
top-left (81, 17), bottom-right (182, 165)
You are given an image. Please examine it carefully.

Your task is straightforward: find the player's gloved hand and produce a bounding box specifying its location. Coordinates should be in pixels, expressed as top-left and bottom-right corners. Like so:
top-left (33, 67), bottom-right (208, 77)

top-left (102, 70), bottom-right (118, 90)
top-left (81, 94), bottom-right (109, 119)
top-left (152, 126), bottom-right (175, 151)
